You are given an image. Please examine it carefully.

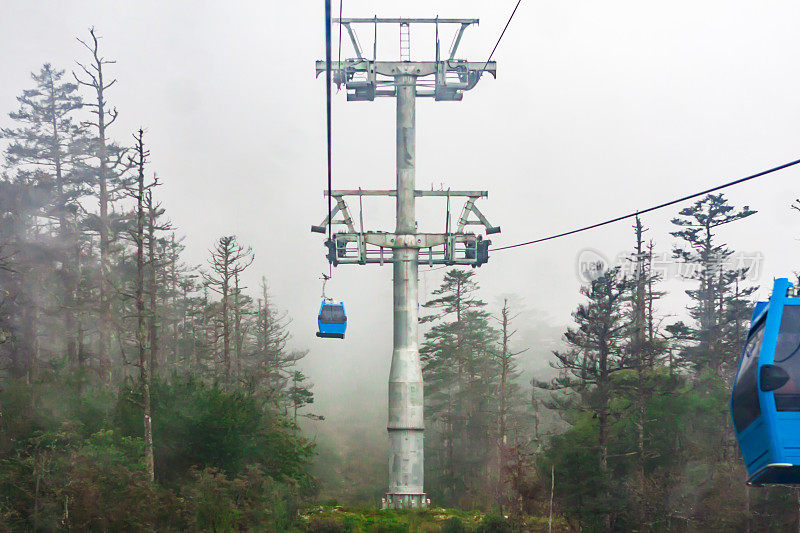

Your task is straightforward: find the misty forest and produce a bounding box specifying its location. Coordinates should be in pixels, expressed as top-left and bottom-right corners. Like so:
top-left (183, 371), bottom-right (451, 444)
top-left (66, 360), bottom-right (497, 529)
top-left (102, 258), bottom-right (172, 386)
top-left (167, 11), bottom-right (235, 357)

top-left (3, 8), bottom-right (800, 533)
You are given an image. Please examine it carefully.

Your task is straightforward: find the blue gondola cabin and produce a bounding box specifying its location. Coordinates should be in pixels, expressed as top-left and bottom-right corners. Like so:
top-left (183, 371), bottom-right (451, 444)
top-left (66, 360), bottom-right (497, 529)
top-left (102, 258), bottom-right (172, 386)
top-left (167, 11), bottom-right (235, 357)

top-left (732, 277), bottom-right (800, 485)
top-left (317, 302), bottom-right (347, 339)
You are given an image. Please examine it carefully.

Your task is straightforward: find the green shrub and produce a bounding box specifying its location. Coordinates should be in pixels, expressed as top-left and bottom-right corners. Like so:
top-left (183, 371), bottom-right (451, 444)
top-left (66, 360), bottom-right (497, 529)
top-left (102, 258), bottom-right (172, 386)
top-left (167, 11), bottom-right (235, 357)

top-left (476, 513), bottom-right (512, 533)
top-left (306, 518), bottom-right (351, 532)
top-left (441, 516), bottom-right (467, 533)
top-left (113, 377), bottom-right (315, 489)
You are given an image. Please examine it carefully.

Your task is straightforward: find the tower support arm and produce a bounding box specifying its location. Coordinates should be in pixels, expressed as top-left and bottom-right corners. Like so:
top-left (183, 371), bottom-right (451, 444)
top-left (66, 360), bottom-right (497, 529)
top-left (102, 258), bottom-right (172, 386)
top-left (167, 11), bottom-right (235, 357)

top-left (311, 197), bottom-right (357, 233)
top-left (316, 60), bottom-right (496, 78)
top-left (325, 189), bottom-right (487, 198)
top-left (335, 17), bottom-right (478, 24)
top-left (448, 23), bottom-right (470, 60)
top-left (457, 199), bottom-right (501, 234)
top-left (342, 23), bottom-right (364, 59)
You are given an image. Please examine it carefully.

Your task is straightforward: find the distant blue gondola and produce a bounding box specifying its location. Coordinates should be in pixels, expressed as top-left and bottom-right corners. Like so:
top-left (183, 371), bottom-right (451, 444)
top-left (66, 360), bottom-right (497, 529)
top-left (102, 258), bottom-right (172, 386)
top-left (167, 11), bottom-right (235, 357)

top-left (316, 301), bottom-right (347, 339)
top-left (732, 278), bottom-right (800, 485)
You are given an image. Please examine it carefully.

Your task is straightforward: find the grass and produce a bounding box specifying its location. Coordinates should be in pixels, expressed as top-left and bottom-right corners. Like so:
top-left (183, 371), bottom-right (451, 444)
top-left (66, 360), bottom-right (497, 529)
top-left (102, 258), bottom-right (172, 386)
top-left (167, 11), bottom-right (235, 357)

top-left (293, 504), bottom-right (569, 532)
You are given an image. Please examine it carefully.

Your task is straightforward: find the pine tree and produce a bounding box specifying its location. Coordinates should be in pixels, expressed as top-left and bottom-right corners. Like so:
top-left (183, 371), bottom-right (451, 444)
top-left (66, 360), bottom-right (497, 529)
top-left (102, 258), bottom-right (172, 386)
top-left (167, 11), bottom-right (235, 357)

top-left (625, 218), bottom-right (667, 480)
top-left (421, 269), bottom-right (499, 506)
top-left (671, 193), bottom-right (757, 376)
top-left (0, 175), bottom-right (47, 379)
top-left (542, 267), bottom-right (631, 527)
top-left (616, 217), bottom-right (674, 521)
top-left (0, 183), bottom-right (18, 373)
top-left (551, 267), bottom-right (629, 473)
top-left (286, 370), bottom-right (319, 422)
top-left (250, 277), bottom-right (307, 402)
top-left (1, 64), bottom-right (92, 367)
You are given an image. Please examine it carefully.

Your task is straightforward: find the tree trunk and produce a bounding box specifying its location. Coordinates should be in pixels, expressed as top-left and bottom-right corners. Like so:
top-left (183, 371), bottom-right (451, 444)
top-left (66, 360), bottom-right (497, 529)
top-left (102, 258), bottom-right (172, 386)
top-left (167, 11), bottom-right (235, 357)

top-left (135, 130), bottom-right (155, 483)
top-left (49, 90), bottom-right (78, 367)
top-left (147, 194), bottom-right (158, 376)
top-left (33, 461), bottom-right (40, 530)
top-left (796, 488), bottom-right (800, 533)
top-left (633, 218), bottom-right (647, 492)
top-left (97, 83), bottom-right (112, 385)
top-left (222, 256), bottom-right (230, 379)
top-left (744, 485), bottom-right (750, 533)
top-left (598, 342), bottom-right (611, 529)
top-left (548, 464), bottom-right (554, 533)
top-left (497, 299), bottom-right (511, 511)
top-left (171, 234), bottom-right (178, 369)
top-left (598, 341), bottom-right (609, 473)
top-left (234, 271), bottom-right (242, 379)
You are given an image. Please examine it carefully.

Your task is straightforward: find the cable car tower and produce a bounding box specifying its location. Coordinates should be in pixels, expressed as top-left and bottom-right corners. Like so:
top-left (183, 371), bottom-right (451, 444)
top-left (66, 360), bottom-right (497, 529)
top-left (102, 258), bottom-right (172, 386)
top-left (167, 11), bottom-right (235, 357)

top-left (313, 16), bottom-right (498, 509)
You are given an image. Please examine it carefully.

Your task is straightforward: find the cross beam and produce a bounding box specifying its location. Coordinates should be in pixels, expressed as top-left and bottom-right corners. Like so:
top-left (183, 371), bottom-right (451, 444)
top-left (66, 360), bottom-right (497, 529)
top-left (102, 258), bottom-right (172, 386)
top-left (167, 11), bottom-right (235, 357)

top-left (311, 189), bottom-right (500, 238)
top-left (335, 17), bottom-right (479, 24)
top-left (315, 61), bottom-right (496, 101)
top-left (324, 189), bottom-right (488, 198)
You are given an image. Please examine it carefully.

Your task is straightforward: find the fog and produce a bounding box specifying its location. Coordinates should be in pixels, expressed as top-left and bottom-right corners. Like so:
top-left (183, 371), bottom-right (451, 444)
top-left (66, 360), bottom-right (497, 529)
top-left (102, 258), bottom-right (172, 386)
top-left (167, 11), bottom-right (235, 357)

top-left (3, 0), bottom-right (800, 451)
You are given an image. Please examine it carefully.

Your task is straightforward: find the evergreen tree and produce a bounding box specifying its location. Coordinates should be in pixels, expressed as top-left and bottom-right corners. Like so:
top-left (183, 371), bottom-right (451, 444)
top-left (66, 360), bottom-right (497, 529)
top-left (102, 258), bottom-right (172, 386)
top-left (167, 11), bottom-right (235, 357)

top-left (617, 218), bottom-right (674, 522)
top-left (248, 278), bottom-right (309, 409)
top-left (1, 64), bottom-right (92, 367)
top-left (286, 370), bottom-right (319, 422)
top-left (549, 266), bottom-right (629, 526)
top-left (623, 217), bottom-right (667, 482)
top-left (0, 40), bottom-right (320, 531)
top-left (421, 269), bottom-right (499, 507)
top-left (0, 176), bottom-right (49, 379)
top-left (671, 193), bottom-right (757, 377)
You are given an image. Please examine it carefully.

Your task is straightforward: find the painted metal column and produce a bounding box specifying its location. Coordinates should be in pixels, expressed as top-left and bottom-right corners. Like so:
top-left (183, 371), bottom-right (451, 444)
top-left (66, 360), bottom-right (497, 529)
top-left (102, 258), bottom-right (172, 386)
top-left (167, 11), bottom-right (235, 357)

top-left (386, 72), bottom-right (426, 509)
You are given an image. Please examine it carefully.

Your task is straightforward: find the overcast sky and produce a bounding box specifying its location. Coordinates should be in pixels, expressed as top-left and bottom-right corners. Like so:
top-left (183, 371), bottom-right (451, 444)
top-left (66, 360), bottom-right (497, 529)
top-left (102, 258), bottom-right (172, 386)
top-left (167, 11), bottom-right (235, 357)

top-left (3, 1), bottom-right (800, 426)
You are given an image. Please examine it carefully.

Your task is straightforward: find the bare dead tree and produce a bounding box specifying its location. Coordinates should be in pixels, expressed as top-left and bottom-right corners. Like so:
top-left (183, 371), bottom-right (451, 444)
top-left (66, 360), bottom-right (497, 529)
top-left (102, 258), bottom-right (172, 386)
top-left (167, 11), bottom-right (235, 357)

top-left (233, 270), bottom-right (249, 380)
top-left (126, 128), bottom-right (155, 482)
top-left (496, 299), bottom-right (527, 446)
top-left (144, 181), bottom-right (171, 376)
top-left (74, 27), bottom-right (127, 382)
top-left (203, 235), bottom-right (253, 381)
top-left (494, 298), bottom-right (528, 512)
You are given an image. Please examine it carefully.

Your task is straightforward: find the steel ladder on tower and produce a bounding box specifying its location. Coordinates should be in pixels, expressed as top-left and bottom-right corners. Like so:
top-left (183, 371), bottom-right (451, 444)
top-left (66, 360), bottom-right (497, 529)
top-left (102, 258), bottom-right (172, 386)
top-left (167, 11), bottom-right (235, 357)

top-left (400, 21), bottom-right (410, 61)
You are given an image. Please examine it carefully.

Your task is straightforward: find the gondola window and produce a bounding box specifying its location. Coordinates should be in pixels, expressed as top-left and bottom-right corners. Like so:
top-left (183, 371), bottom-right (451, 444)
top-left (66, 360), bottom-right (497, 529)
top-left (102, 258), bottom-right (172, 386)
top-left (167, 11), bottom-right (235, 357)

top-left (772, 306), bottom-right (800, 411)
top-left (733, 321), bottom-right (765, 432)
